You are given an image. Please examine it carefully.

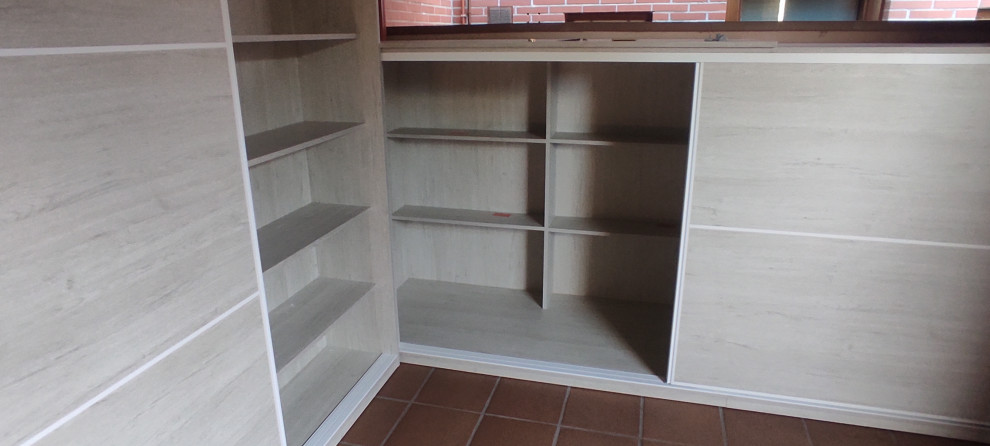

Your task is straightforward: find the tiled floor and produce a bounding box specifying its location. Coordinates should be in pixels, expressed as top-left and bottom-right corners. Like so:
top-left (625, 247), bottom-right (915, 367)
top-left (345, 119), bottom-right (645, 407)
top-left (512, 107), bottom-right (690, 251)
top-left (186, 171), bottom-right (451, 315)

top-left (341, 364), bottom-right (985, 446)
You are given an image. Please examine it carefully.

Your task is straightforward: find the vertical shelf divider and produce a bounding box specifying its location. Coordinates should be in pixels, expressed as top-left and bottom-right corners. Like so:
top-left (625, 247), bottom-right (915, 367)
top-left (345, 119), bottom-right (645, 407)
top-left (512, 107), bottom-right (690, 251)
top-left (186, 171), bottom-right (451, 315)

top-left (542, 62), bottom-right (558, 310)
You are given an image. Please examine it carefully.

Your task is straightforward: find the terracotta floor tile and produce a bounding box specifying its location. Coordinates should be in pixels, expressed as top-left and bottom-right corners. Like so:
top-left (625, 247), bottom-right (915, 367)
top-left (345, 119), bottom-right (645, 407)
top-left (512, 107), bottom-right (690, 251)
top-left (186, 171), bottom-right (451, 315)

top-left (723, 409), bottom-right (812, 446)
top-left (892, 431), bottom-right (988, 446)
top-left (468, 416), bottom-right (556, 446)
top-left (805, 420), bottom-right (895, 446)
top-left (561, 388), bottom-right (641, 436)
top-left (555, 428), bottom-right (638, 446)
top-left (485, 378), bottom-right (567, 424)
top-left (415, 369), bottom-right (498, 412)
top-left (642, 398), bottom-right (723, 446)
top-left (341, 398), bottom-right (407, 446)
top-left (378, 364), bottom-right (432, 401)
top-left (383, 404), bottom-right (479, 446)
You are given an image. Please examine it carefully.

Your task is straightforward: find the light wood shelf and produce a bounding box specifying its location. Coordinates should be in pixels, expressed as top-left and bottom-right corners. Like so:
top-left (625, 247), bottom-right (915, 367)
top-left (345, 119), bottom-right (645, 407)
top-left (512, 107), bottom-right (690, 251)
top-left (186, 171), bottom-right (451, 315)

top-left (269, 277), bottom-right (374, 370)
top-left (246, 121), bottom-right (362, 167)
top-left (232, 33), bottom-right (356, 44)
top-left (548, 216), bottom-right (680, 238)
top-left (279, 347), bottom-right (379, 446)
top-left (397, 278), bottom-right (670, 376)
top-left (257, 203), bottom-right (368, 271)
top-left (388, 127), bottom-right (545, 144)
top-left (549, 130), bottom-right (689, 147)
top-left (392, 205), bottom-right (543, 231)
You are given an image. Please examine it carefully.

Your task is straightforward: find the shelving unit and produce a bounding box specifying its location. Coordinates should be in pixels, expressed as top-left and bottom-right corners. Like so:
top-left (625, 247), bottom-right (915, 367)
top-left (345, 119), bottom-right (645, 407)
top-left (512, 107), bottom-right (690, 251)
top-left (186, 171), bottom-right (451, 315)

top-left (227, 0), bottom-right (394, 445)
top-left (385, 61), bottom-right (695, 381)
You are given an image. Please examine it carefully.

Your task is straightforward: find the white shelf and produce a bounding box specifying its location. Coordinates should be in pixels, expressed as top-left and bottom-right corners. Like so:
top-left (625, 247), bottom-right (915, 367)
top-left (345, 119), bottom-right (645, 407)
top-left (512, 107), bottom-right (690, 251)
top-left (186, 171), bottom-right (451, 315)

top-left (549, 216), bottom-right (680, 238)
top-left (246, 121), bottom-right (362, 167)
top-left (257, 203), bottom-right (367, 271)
top-left (269, 278), bottom-right (374, 370)
top-left (397, 279), bottom-right (670, 376)
top-left (388, 127), bottom-right (545, 144)
top-left (279, 347), bottom-right (379, 446)
top-left (232, 33), bottom-right (356, 44)
top-left (549, 130), bottom-right (688, 147)
top-left (392, 205), bottom-right (543, 231)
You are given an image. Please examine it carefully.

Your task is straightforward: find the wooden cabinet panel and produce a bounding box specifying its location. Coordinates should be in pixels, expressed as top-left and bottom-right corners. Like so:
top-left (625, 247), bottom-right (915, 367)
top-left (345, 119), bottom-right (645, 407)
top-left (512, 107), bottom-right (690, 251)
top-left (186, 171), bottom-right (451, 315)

top-left (0, 50), bottom-right (256, 444)
top-left (0, 0), bottom-right (224, 48)
top-left (35, 303), bottom-right (281, 446)
top-left (675, 229), bottom-right (990, 421)
top-left (692, 63), bottom-right (990, 246)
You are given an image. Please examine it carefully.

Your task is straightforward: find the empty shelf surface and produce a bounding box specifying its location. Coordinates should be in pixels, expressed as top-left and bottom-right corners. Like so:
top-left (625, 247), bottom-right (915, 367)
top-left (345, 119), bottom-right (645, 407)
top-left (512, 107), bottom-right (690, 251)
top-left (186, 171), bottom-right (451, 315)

top-left (392, 205), bottom-right (543, 230)
top-left (258, 203), bottom-right (367, 271)
top-left (232, 33), bottom-right (357, 43)
top-left (397, 279), bottom-right (670, 376)
top-left (549, 216), bottom-right (680, 237)
top-left (246, 121), bottom-right (362, 167)
top-left (388, 127), bottom-right (544, 143)
top-left (550, 130), bottom-right (688, 147)
top-left (270, 278), bottom-right (374, 370)
top-left (280, 347), bottom-right (379, 446)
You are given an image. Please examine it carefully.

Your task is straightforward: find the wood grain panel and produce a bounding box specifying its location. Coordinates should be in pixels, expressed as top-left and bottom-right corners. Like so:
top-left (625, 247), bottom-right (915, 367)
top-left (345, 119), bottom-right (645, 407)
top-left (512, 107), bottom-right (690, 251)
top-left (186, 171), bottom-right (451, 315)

top-left (553, 144), bottom-right (687, 224)
top-left (383, 62), bottom-right (548, 134)
top-left (36, 302), bottom-right (280, 446)
top-left (692, 63), bottom-right (990, 245)
top-left (393, 223), bottom-right (544, 291)
top-left (228, 0), bottom-right (355, 36)
top-left (249, 150), bottom-right (312, 227)
top-left (0, 50), bottom-right (256, 444)
top-left (387, 140), bottom-right (545, 215)
top-left (551, 233), bottom-right (680, 304)
top-left (0, 0), bottom-right (223, 48)
top-left (675, 229), bottom-right (990, 421)
top-left (551, 63), bottom-right (694, 138)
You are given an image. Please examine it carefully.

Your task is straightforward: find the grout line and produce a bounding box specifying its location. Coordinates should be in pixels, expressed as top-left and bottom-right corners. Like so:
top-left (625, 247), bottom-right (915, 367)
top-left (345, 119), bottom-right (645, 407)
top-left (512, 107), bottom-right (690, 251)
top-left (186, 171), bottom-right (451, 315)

top-left (464, 377), bottom-right (500, 446)
top-left (639, 397), bottom-right (648, 446)
top-left (556, 425), bottom-right (642, 441)
top-left (720, 407), bottom-right (728, 446)
top-left (551, 387), bottom-right (571, 446)
top-left (802, 418), bottom-right (814, 446)
top-left (689, 224), bottom-right (990, 251)
top-left (0, 42), bottom-right (227, 58)
top-left (378, 368), bottom-right (434, 446)
top-left (18, 292), bottom-right (259, 446)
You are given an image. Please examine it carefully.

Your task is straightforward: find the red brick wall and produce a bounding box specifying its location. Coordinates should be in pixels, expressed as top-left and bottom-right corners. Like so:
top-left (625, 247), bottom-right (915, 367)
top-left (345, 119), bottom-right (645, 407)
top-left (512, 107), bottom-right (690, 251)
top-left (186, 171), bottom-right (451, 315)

top-left (384, 0), bottom-right (987, 26)
top-left (885, 0), bottom-right (988, 19)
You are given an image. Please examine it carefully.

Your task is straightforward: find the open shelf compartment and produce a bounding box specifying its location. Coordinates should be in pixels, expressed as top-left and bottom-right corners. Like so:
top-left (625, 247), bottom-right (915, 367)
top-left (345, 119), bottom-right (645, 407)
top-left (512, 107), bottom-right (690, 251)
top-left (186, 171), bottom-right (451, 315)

top-left (246, 121), bottom-right (362, 167)
top-left (392, 205), bottom-right (543, 231)
top-left (269, 277), bottom-right (374, 370)
top-left (257, 202), bottom-right (367, 271)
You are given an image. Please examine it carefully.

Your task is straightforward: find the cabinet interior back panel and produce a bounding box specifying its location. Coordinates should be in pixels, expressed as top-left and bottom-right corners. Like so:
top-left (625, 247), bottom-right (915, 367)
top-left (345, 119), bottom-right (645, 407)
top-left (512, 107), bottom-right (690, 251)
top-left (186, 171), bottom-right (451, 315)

top-left (384, 62), bottom-right (548, 134)
top-left (551, 63), bottom-right (694, 137)
top-left (35, 303), bottom-right (280, 445)
top-left (228, 0), bottom-right (355, 35)
top-left (393, 223), bottom-right (544, 291)
top-left (388, 140), bottom-right (545, 214)
top-left (551, 234), bottom-right (680, 304)
top-left (234, 44), bottom-right (306, 136)
top-left (553, 144), bottom-right (687, 223)
top-left (0, 50), bottom-right (257, 445)
top-left (692, 63), bottom-right (990, 246)
top-left (676, 229), bottom-right (990, 421)
top-left (250, 150), bottom-right (313, 227)
top-left (0, 0), bottom-right (224, 48)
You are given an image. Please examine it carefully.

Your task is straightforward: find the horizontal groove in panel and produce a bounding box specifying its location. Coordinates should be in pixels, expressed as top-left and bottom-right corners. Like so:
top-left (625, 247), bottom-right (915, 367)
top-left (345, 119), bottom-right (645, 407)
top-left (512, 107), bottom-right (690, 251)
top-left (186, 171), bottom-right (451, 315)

top-left (388, 127), bottom-right (545, 144)
top-left (397, 278), bottom-right (668, 376)
top-left (258, 203), bottom-right (368, 271)
top-left (392, 205), bottom-right (544, 231)
top-left (246, 121), bottom-right (363, 167)
top-left (279, 347), bottom-right (379, 446)
top-left (270, 278), bottom-right (374, 370)
top-left (550, 130), bottom-right (689, 147)
top-left (232, 34), bottom-right (357, 43)
top-left (549, 216), bottom-right (680, 238)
